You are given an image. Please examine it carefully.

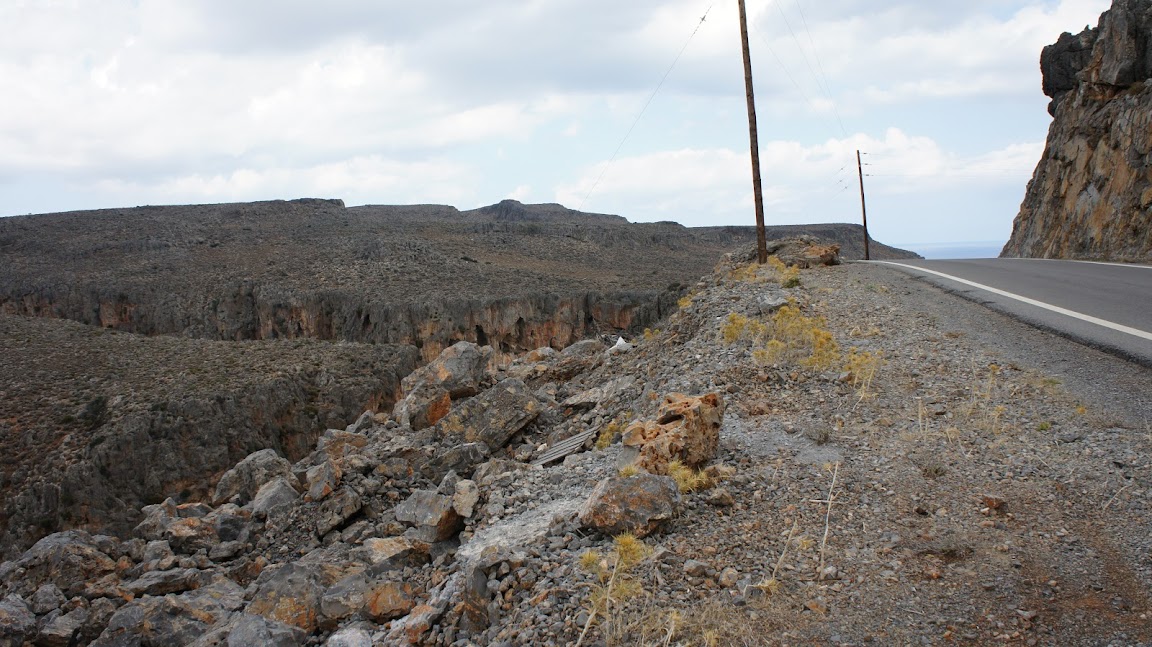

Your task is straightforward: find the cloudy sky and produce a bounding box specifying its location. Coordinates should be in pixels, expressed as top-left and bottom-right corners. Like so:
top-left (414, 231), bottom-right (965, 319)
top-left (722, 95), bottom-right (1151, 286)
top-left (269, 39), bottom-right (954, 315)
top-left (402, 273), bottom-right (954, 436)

top-left (0, 0), bottom-right (1112, 249)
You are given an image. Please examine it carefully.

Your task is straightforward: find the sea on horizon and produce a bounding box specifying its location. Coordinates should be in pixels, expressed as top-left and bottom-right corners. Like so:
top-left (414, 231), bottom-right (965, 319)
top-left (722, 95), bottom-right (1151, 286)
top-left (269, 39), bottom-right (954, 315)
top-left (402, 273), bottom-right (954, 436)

top-left (898, 241), bottom-right (1005, 260)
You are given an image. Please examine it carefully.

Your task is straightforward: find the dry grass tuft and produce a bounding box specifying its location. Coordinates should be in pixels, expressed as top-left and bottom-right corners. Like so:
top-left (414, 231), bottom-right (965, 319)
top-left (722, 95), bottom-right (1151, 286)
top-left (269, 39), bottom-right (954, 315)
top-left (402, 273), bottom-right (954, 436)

top-left (667, 460), bottom-right (713, 493)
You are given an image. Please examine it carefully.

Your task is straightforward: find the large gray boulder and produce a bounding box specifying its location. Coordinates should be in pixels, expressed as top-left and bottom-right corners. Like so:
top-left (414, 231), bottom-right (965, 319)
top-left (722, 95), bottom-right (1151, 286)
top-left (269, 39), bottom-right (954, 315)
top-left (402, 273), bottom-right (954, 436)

top-left (90, 578), bottom-right (245, 647)
top-left (225, 614), bottom-right (306, 647)
top-left (393, 490), bottom-right (461, 543)
top-left (0, 595), bottom-right (35, 647)
top-left (249, 477), bottom-right (300, 520)
top-left (213, 449), bottom-right (297, 506)
top-left (36, 606), bottom-right (89, 647)
top-left (9, 531), bottom-right (117, 598)
top-left (400, 341), bottom-right (493, 401)
top-left (434, 378), bottom-right (542, 449)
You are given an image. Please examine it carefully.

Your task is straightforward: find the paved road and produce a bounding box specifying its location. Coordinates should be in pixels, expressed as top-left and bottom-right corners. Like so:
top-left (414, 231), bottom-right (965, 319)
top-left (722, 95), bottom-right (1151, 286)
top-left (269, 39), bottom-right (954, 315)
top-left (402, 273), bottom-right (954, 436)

top-left (871, 258), bottom-right (1152, 367)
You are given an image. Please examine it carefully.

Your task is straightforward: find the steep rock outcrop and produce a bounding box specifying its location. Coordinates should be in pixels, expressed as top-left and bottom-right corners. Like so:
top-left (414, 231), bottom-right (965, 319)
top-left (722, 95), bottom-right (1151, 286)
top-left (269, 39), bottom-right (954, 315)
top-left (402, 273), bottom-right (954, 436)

top-left (1003, 0), bottom-right (1152, 261)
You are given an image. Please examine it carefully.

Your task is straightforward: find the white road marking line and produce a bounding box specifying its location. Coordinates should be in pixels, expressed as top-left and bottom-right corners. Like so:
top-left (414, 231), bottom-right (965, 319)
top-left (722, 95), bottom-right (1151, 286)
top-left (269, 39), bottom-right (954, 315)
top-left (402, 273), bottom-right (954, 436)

top-left (874, 261), bottom-right (1152, 342)
top-left (1005, 258), bottom-right (1152, 270)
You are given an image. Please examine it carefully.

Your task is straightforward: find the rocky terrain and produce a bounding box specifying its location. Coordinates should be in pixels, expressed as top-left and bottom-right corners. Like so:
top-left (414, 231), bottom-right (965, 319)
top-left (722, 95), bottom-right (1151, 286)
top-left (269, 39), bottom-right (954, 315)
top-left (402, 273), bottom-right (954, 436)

top-left (1003, 0), bottom-right (1152, 261)
top-left (0, 198), bottom-right (915, 361)
top-left (3, 241), bottom-right (1149, 646)
top-left (0, 314), bottom-right (418, 558)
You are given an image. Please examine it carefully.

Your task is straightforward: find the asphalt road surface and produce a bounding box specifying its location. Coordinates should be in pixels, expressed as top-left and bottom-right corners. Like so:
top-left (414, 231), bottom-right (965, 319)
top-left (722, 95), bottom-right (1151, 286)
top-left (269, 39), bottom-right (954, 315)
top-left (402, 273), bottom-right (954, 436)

top-left (872, 258), bottom-right (1152, 367)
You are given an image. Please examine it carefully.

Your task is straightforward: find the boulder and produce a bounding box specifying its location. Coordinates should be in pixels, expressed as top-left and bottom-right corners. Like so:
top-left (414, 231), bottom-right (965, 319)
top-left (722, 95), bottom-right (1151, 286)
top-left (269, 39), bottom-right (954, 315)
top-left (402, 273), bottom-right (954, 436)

top-left (319, 573), bottom-right (370, 625)
top-left (351, 538), bottom-right (425, 570)
top-left (434, 378), bottom-right (542, 449)
top-left (384, 573), bottom-right (459, 645)
top-left (561, 376), bottom-right (637, 411)
top-left (780, 244), bottom-right (841, 268)
top-left (30, 583), bottom-right (66, 615)
top-left (316, 488), bottom-right (363, 537)
top-left (423, 443), bottom-right (490, 481)
top-left (124, 568), bottom-right (208, 596)
top-left (224, 614), bottom-right (305, 647)
top-left (579, 474), bottom-right (681, 538)
top-left (10, 532), bottom-right (117, 598)
top-left (91, 578), bottom-right (245, 647)
top-left (452, 480), bottom-right (480, 518)
top-left (35, 606), bottom-right (88, 647)
top-left (134, 499), bottom-right (180, 541)
top-left (249, 477), bottom-right (300, 520)
top-left (141, 540), bottom-right (174, 564)
top-left (560, 339), bottom-right (604, 358)
top-left (621, 392), bottom-right (724, 474)
top-left (394, 490), bottom-right (461, 543)
top-left (212, 449), bottom-right (297, 506)
top-left (392, 382), bottom-right (452, 431)
top-left (0, 595), bottom-right (35, 647)
top-left (456, 565), bottom-right (490, 632)
top-left (345, 410), bottom-right (376, 435)
top-left (320, 572), bottom-right (416, 625)
top-left (209, 506), bottom-right (252, 544)
top-left (305, 461), bottom-right (342, 502)
top-left (325, 627), bottom-right (373, 647)
top-left (400, 341), bottom-right (493, 400)
top-left (364, 581), bottom-right (417, 622)
top-left (164, 517), bottom-right (220, 554)
top-left (208, 542), bottom-right (245, 563)
top-left (78, 598), bottom-right (117, 646)
top-left (317, 429), bottom-right (369, 457)
top-left (247, 563), bottom-right (326, 633)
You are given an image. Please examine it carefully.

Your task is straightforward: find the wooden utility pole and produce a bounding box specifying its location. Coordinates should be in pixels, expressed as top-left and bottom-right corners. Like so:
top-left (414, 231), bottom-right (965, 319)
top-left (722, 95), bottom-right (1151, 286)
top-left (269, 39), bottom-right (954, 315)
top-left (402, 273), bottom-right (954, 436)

top-left (738, 0), bottom-right (768, 264)
top-left (856, 149), bottom-right (871, 260)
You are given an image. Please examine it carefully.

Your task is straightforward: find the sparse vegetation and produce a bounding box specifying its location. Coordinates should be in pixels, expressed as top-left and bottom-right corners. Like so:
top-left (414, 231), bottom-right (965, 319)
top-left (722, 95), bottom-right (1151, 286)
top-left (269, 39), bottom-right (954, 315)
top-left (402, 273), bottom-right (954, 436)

top-left (576, 533), bottom-right (653, 646)
top-left (767, 256), bottom-right (801, 288)
top-left (667, 460), bottom-right (712, 493)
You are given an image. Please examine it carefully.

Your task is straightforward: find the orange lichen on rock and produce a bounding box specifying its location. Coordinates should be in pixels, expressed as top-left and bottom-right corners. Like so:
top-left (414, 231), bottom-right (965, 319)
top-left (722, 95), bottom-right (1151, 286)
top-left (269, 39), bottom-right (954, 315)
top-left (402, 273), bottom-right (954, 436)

top-left (622, 392), bottom-right (724, 474)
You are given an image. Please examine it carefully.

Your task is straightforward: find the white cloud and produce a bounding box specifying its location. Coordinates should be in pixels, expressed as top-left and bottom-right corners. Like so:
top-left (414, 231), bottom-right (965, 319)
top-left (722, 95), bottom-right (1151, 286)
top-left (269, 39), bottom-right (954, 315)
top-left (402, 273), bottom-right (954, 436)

top-left (0, 0), bottom-right (1117, 244)
top-left (88, 156), bottom-right (478, 206)
top-left (557, 128), bottom-right (1043, 226)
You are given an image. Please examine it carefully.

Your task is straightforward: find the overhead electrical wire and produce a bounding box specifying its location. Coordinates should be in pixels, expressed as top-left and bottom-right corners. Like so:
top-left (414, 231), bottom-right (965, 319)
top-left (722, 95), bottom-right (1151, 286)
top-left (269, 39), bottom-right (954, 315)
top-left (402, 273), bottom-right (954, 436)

top-left (578, 3), bottom-right (715, 211)
top-left (793, 0), bottom-right (848, 138)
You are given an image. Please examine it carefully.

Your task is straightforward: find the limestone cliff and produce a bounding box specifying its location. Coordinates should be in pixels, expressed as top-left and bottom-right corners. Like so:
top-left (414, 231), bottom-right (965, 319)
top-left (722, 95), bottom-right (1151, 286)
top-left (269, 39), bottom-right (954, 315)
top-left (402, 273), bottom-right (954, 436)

top-left (1002, 0), bottom-right (1152, 261)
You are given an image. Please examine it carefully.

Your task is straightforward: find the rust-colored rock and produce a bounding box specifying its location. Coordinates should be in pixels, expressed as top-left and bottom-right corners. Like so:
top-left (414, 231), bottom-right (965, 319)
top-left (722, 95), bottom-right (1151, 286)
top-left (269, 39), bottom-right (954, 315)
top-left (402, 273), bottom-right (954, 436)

top-left (393, 382), bottom-right (452, 431)
top-left (621, 392), bottom-right (724, 475)
top-left (365, 581), bottom-right (417, 621)
top-left (780, 243), bottom-right (842, 268)
top-left (578, 474), bottom-right (681, 538)
top-left (247, 563), bottom-right (325, 633)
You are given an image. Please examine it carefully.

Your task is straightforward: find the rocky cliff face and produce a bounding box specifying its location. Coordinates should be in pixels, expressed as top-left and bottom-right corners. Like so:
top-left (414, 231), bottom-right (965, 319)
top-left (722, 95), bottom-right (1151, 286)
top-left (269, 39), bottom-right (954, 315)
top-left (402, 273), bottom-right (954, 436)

top-left (1002, 0), bottom-right (1152, 261)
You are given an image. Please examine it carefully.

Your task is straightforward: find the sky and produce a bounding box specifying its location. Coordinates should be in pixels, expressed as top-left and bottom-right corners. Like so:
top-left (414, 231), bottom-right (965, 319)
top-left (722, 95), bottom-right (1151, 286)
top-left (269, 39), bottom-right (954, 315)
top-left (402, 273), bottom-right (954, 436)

top-left (0, 0), bottom-right (1113, 248)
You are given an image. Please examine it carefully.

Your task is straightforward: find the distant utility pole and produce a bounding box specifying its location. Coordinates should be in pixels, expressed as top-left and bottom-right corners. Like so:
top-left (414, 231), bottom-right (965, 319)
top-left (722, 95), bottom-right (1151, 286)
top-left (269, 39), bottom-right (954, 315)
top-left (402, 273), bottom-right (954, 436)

top-left (856, 150), bottom-right (871, 261)
top-left (738, 0), bottom-right (768, 265)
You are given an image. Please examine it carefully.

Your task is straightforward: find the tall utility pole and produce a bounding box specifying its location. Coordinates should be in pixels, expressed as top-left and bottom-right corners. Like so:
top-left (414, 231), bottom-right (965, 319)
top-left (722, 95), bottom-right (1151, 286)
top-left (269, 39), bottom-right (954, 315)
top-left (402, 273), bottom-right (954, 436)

top-left (856, 150), bottom-right (871, 261)
top-left (738, 0), bottom-right (768, 264)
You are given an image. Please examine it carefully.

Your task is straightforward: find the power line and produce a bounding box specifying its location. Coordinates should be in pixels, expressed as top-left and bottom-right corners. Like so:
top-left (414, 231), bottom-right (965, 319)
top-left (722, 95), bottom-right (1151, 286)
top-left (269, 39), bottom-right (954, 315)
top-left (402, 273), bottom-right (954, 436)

top-left (578, 3), bottom-right (714, 211)
top-left (751, 24), bottom-right (825, 121)
top-left (793, 0), bottom-right (848, 137)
